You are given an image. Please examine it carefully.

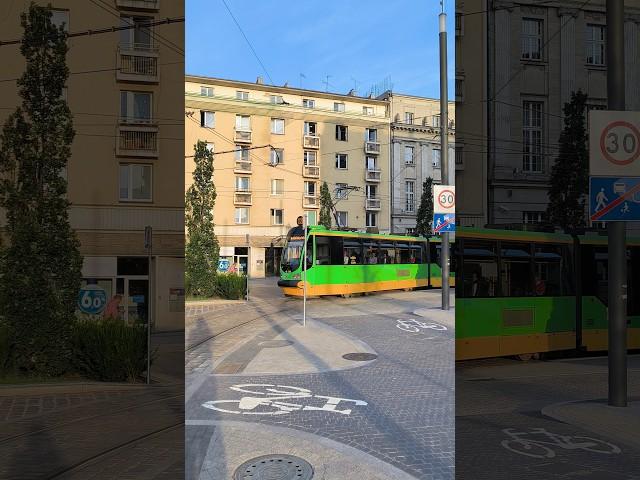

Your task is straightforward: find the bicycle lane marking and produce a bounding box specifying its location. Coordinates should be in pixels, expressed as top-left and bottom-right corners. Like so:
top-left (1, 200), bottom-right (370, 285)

top-left (395, 318), bottom-right (450, 340)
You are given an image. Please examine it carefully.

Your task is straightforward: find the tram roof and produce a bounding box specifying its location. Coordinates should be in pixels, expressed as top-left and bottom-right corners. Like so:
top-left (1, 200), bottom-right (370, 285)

top-left (457, 227), bottom-right (574, 244)
top-left (304, 225), bottom-right (439, 242)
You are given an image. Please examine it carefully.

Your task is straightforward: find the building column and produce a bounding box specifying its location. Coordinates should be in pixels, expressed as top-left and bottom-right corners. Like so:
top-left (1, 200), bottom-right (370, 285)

top-left (559, 9), bottom-right (577, 107)
top-left (493, 8), bottom-right (511, 178)
top-left (624, 19), bottom-right (639, 111)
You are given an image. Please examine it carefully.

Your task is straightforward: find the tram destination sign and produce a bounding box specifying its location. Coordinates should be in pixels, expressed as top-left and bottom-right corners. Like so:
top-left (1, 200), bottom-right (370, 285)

top-left (589, 111), bottom-right (640, 177)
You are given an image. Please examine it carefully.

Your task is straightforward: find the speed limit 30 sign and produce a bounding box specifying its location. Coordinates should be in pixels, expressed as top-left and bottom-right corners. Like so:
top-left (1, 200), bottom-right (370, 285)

top-left (433, 185), bottom-right (455, 214)
top-left (590, 111), bottom-right (640, 176)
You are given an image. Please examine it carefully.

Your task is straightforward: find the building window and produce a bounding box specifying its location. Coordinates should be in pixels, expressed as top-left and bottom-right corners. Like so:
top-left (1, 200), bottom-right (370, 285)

top-left (366, 156), bottom-right (377, 170)
top-left (455, 76), bottom-right (465, 102)
top-left (119, 164), bottom-right (152, 202)
top-left (406, 227), bottom-right (416, 235)
top-left (404, 112), bottom-right (414, 124)
top-left (235, 145), bottom-right (250, 161)
top-left (335, 183), bottom-right (348, 199)
top-left (365, 128), bottom-right (378, 142)
top-left (304, 181), bottom-right (316, 197)
top-left (336, 211), bottom-right (348, 227)
top-left (302, 98), bottom-right (315, 108)
top-left (404, 146), bottom-right (415, 164)
top-left (271, 179), bottom-right (284, 195)
top-left (304, 121), bottom-right (317, 136)
top-left (270, 95), bottom-right (283, 104)
top-left (236, 90), bottom-right (249, 100)
top-left (271, 209), bottom-right (284, 225)
top-left (521, 18), bottom-right (543, 60)
top-left (235, 207), bottom-right (249, 224)
top-left (334, 102), bottom-right (345, 112)
top-left (335, 154), bottom-right (348, 169)
top-left (51, 9), bottom-right (69, 31)
top-left (201, 110), bottom-right (214, 128)
top-left (363, 106), bottom-right (374, 116)
top-left (336, 125), bottom-right (348, 141)
top-left (455, 146), bottom-right (464, 165)
top-left (270, 148), bottom-right (284, 165)
top-left (120, 15), bottom-right (153, 48)
top-left (235, 114), bottom-right (251, 131)
top-left (432, 149), bottom-right (441, 168)
top-left (366, 184), bottom-right (377, 199)
top-left (522, 100), bottom-right (543, 173)
top-left (271, 118), bottom-right (285, 134)
top-left (205, 142), bottom-right (214, 153)
top-left (200, 86), bottom-right (214, 97)
top-left (523, 211), bottom-right (545, 224)
top-left (586, 24), bottom-right (606, 65)
top-left (366, 212), bottom-right (377, 227)
top-left (432, 115), bottom-right (441, 127)
top-left (120, 91), bottom-right (152, 123)
top-left (235, 176), bottom-right (250, 192)
top-left (406, 181), bottom-right (415, 213)
top-left (304, 150), bottom-right (317, 166)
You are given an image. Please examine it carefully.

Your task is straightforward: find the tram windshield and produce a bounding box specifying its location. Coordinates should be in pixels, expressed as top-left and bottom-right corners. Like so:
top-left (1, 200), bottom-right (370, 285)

top-left (281, 227), bottom-right (306, 272)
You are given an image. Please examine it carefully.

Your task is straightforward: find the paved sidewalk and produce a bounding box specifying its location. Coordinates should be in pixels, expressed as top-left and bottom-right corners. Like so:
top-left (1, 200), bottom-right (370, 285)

top-left (543, 399), bottom-right (640, 450)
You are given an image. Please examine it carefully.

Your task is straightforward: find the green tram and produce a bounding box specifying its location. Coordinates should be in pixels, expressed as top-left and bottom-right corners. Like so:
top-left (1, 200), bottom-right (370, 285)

top-left (456, 227), bottom-right (640, 360)
top-left (277, 225), bottom-right (455, 297)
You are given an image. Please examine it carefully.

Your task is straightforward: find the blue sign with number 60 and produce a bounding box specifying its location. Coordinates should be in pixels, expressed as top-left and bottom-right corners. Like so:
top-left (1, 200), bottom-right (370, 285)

top-left (78, 286), bottom-right (108, 314)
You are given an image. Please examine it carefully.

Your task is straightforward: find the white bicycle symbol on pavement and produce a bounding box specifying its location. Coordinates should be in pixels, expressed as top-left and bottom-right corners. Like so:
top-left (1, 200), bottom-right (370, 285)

top-left (501, 428), bottom-right (621, 458)
top-left (202, 384), bottom-right (368, 416)
top-left (396, 318), bottom-right (448, 334)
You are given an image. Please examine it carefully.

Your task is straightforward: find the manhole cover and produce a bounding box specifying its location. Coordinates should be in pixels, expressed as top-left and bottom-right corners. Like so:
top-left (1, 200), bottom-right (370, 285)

top-left (258, 340), bottom-right (294, 348)
top-left (234, 454), bottom-right (314, 480)
top-left (342, 352), bottom-right (378, 361)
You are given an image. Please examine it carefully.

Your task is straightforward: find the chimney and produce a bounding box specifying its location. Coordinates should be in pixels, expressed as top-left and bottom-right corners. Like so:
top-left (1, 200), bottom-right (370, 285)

top-left (256, 76), bottom-right (264, 85)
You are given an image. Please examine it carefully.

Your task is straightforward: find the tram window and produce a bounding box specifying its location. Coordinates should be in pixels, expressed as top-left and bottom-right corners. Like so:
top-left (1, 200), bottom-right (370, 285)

top-left (397, 243), bottom-right (412, 264)
top-left (534, 244), bottom-right (566, 296)
top-left (315, 235), bottom-right (344, 266)
top-left (344, 238), bottom-right (363, 265)
top-left (409, 244), bottom-right (422, 264)
top-left (430, 242), bottom-right (440, 266)
top-left (461, 240), bottom-right (498, 297)
top-left (363, 240), bottom-right (379, 264)
top-left (594, 249), bottom-right (608, 305)
top-left (379, 242), bottom-right (396, 264)
top-left (500, 242), bottom-right (533, 297)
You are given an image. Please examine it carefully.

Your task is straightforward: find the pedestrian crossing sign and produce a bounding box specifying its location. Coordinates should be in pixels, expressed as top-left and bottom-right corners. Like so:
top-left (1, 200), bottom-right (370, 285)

top-left (589, 176), bottom-right (640, 222)
top-left (433, 213), bottom-right (455, 234)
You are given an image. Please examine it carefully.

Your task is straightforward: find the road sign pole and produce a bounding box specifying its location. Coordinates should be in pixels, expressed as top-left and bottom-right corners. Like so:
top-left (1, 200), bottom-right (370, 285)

top-left (606, 0), bottom-right (627, 407)
top-left (303, 216), bottom-right (307, 327)
top-left (144, 226), bottom-right (152, 385)
top-left (439, 8), bottom-right (450, 311)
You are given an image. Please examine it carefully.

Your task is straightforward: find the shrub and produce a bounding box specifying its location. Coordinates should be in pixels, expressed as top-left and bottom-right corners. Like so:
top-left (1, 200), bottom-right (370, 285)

top-left (214, 273), bottom-right (247, 300)
top-left (71, 318), bottom-right (154, 382)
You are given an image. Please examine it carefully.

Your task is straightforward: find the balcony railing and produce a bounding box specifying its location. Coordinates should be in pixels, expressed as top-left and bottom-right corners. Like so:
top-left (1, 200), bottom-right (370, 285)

top-left (234, 191), bottom-right (252, 205)
top-left (303, 194), bottom-right (320, 208)
top-left (117, 125), bottom-right (158, 157)
top-left (234, 129), bottom-right (252, 143)
top-left (234, 161), bottom-right (252, 173)
top-left (366, 197), bottom-right (381, 210)
top-left (365, 169), bottom-right (381, 182)
top-left (303, 135), bottom-right (320, 149)
top-left (365, 141), bottom-right (381, 154)
top-left (303, 165), bottom-right (320, 178)
top-left (115, 0), bottom-right (160, 10)
top-left (117, 45), bottom-right (159, 82)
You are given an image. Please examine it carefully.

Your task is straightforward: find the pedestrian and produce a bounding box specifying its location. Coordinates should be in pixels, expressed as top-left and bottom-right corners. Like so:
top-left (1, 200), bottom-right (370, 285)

top-left (103, 294), bottom-right (122, 320)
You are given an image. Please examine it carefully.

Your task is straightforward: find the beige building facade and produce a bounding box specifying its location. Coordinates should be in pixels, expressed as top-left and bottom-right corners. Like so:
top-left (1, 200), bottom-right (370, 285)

top-left (0, 1), bottom-right (185, 330)
top-left (379, 92), bottom-right (456, 234)
top-left (185, 76), bottom-right (391, 278)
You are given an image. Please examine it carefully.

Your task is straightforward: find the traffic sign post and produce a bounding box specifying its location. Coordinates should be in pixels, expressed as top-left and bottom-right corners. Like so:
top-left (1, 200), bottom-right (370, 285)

top-left (433, 185), bottom-right (454, 310)
top-left (144, 226), bottom-right (152, 385)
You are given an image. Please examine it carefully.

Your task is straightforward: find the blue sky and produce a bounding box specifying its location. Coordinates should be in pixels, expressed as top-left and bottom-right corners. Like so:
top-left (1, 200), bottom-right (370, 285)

top-left (186, 0), bottom-right (455, 99)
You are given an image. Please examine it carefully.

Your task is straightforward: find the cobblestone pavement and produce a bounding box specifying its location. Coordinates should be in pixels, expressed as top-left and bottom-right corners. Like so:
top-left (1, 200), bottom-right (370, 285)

top-left (456, 356), bottom-right (640, 479)
top-left (186, 279), bottom-right (455, 479)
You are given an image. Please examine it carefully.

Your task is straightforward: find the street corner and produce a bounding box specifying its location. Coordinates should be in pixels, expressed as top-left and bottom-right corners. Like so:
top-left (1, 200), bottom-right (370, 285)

top-left (188, 420), bottom-right (420, 480)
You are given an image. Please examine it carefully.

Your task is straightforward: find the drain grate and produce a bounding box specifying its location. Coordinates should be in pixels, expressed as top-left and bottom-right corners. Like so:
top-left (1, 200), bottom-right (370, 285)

top-left (258, 340), bottom-right (294, 348)
top-left (342, 352), bottom-right (378, 361)
top-left (233, 454), bottom-right (314, 480)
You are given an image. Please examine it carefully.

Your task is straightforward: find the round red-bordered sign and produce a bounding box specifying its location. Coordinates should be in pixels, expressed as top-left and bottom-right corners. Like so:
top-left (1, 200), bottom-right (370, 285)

top-left (437, 189), bottom-right (455, 209)
top-left (599, 120), bottom-right (640, 166)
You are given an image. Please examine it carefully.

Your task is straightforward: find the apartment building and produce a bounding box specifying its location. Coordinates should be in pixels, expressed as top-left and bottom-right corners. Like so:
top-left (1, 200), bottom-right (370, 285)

top-left (456, 0), bottom-right (640, 228)
top-left (184, 76), bottom-right (391, 278)
top-left (0, 1), bottom-right (185, 330)
top-left (378, 92), bottom-right (456, 234)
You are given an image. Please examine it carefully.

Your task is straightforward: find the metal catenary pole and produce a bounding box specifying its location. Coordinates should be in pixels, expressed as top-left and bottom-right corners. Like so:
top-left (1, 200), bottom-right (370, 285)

top-left (145, 226), bottom-right (152, 385)
top-left (246, 234), bottom-right (250, 302)
top-left (606, 0), bottom-right (627, 407)
top-left (439, 6), bottom-right (450, 311)
top-left (303, 215), bottom-right (307, 327)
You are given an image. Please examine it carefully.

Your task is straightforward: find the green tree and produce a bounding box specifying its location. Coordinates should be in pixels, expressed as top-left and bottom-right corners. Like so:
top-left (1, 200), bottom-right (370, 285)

top-left (547, 91), bottom-right (589, 230)
top-left (319, 181), bottom-right (333, 229)
top-left (0, 4), bottom-right (82, 376)
top-left (185, 141), bottom-right (219, 297)
top-left (415, 177), bottom-right (434, 237)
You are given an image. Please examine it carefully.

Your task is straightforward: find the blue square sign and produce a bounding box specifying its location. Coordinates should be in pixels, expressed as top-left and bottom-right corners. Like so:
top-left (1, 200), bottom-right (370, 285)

top-left (590, 176), bottom-right (640, 222)
top-left (433, 213), bottom-right (455, 234)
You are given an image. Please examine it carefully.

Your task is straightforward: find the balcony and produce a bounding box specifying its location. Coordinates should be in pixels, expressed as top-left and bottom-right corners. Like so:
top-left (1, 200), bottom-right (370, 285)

top-left (117, 45), bottom-right (159, 83)
top-left (366, 197), bottom-right (381, 210)
top-left (365, 169), bottom-right (381, 182)
top-left (234, 191), bottom-right (252, 205)
top-left (117, 125), bottom-right (158, 157)
top-left (303, 165), bottom-right (320, 178)
top-left (303, 194), bottom-right (320, 208)
top-left (365, 141), bottom-right (381, 154)
top-left (303, 135), bottom-right (320, 149)
top-left (234, 160), bottom-right (252, 173)
top-left (234, 129), bottom-right (252, 143)
top-left (115, 0), bottom-right (160, 10)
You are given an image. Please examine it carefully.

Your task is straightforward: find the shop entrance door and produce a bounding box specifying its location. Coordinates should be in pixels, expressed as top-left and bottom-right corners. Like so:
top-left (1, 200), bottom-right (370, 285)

top-left (116, 276), bottom-right (149, 324)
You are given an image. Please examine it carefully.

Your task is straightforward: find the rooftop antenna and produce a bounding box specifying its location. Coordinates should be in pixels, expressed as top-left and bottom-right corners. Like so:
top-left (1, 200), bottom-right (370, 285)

top-left (350, 76), bottom-right (360, 95)
top-left (322, 75), bottom-right (332, 92)
top-left (299, 73), bottom-right (306, 89)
